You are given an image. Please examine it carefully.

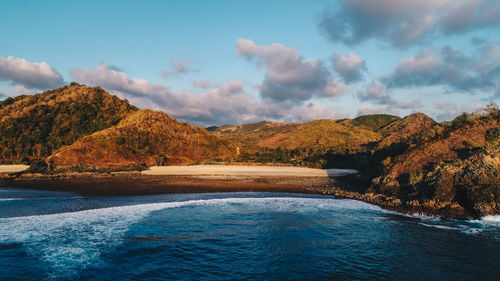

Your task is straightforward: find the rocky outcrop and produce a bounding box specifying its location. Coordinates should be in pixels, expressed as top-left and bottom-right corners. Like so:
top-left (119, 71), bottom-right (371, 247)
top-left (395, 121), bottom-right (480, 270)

top-left (370, 111), bottom-right (500, 217)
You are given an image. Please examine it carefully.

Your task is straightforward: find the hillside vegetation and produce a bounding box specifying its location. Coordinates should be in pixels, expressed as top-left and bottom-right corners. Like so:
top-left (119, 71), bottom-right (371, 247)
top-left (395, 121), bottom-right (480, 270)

top-left (47, 109), bottom-right (236, 169)
top-left (0, 84), bottom-right (137, 163)
top-left (214, 113), bottom-right (434, 167)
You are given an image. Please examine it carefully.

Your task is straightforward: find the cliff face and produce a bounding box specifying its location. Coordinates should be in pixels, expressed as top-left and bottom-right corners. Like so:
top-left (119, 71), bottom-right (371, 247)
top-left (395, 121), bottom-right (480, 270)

top-left (47, 110), bottom-right (236, 169)
top-left (370, 111), bottom-right (500, 216)
top-left (0, 84), bottom-right (137, 163)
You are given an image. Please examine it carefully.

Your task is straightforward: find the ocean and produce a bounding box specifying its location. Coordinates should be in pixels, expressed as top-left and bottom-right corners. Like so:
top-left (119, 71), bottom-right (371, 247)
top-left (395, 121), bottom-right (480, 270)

top-left (0, 187), bottom-right (499, 280)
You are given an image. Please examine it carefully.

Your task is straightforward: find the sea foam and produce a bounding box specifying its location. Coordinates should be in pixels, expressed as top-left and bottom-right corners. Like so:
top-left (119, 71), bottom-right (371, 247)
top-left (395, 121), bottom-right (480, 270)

top-left (0, 196), bottom-right (380, 279)
top-left (481, 215), bottom-right (500, 222)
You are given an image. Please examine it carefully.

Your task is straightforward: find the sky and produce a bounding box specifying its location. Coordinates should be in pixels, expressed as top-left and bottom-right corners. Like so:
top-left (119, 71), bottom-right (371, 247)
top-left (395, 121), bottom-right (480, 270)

top-left (1, 0), bottom-right (499, 126)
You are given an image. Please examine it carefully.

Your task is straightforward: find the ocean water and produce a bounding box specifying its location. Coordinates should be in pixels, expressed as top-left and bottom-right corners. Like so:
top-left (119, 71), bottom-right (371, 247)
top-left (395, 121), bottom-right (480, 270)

top-left (0, 187), bottom-right (499, 281)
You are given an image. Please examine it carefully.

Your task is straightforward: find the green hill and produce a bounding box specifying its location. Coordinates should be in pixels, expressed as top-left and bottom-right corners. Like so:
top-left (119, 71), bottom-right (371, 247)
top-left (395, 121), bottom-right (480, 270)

top-left (352, 114), bottom-right (401, 130)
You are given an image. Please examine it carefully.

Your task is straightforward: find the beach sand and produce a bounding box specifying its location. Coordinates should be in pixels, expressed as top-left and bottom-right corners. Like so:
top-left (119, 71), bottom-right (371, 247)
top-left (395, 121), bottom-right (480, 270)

top-left (0, 165), bottom-right (357, 198)
top-left (142, 165), bottom-right (358, 177)
top-left (0, 165), bottom-right (29, 173)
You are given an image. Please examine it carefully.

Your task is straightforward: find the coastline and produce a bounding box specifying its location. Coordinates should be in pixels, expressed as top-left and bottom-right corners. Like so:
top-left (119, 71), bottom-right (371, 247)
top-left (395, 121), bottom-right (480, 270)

top-left (0, 165), bottom-right (476, 219)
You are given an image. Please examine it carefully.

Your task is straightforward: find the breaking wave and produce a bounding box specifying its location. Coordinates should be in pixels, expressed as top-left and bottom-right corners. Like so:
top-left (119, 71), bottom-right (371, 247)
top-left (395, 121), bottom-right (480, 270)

top-left (0, 196), bottom-right (380, 279)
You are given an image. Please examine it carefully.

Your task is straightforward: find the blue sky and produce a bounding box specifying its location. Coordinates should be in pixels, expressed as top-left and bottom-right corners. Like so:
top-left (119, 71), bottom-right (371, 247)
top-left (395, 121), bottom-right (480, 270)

top-left (1, 0), bottom-right (499, 126)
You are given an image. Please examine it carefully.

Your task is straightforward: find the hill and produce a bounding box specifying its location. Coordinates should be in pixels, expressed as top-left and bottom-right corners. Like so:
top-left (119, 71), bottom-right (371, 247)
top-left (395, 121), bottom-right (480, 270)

top-left (363, 109), bottom-right (500, 216)
top-left (351, 114), bottom-right (401, 130)
top-left (0, 84), bottom-right (137, 163)
top-left (47, 109), bottom-right (236, 169)
top-left (214, 119), bottom-right (381, 151)
top-left (376, 113), bottom-right (437, 148)
top-left (213, 114), bottom-right (435, 167)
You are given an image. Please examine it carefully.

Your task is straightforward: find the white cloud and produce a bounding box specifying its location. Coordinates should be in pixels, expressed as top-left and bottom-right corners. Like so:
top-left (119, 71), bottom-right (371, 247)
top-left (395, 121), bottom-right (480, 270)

top-left (71, 62), bottom-right (174, 99)
top-left (356, 105), bottom-right (400, 117)
top-left (70, 62), bottom-right (342, 126)
top-left (383, 42), bottom-right (500, 93)
top-left (332, 51), bottom-right (367, 83)
top-left (192, 80), bottom-right (213, 89)
top-left (358, 82), bottom-right (423, 109)
top-left (236, 38), bottom-right (347, 101)
top-left (160, 58), bottom-right (199, 78)
top-left (320, 0), bottom-right (500, 47)
top-left (0, 56), bottom-right (64, 89)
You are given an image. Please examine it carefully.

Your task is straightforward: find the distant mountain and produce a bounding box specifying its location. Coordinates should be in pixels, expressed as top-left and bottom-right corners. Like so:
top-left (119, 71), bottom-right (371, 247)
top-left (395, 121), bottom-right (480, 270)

top-left (0, 84), bottom-right (137, 163)
top-left (214, 119), bottom-right (381, 151)
top-left (213, 114), bottom-right (436, 167)
top-left (47, 109), bottom-right (236, 169)
top-left (351, 114), bottom-right (401, 131)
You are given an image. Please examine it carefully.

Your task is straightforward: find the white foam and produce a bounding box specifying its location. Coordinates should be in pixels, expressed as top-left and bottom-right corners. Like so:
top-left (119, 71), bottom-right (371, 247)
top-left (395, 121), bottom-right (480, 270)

top-left (384, 210), bottom-right (441, 221)
top-left (0, 196), bottom-right (380, 279)
top-left (0, 198), bottom-right (24, 201)
top-left (461, 227), bottom-right (483, 235)
top-left (419, 223), bottom-right (459, 230)
top-left (480, 215), bottom-right (500, 223)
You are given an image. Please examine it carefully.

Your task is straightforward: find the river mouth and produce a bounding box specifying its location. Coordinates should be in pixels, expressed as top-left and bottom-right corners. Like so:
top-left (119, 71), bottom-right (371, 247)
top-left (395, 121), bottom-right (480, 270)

top-left (0, 188), bottom-right (499, 281)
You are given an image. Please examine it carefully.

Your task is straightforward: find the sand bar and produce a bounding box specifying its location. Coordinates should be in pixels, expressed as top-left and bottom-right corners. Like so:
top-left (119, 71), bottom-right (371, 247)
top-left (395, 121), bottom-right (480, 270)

top-left (142, 165), bottom-right (357, 177)
top-left (0, 165), bottom-right (29, 173)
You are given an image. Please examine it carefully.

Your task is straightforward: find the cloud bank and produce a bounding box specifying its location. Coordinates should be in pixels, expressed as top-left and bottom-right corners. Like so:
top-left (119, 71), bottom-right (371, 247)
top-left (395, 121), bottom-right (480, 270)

top-left (0, 56), bottom-right (64, 89)
top-left (320, 0), bottom-right (500, 47)
top-left (383, 42), bottom-right (500, 96)
top-left (70, 61), bottom-right (346, 126)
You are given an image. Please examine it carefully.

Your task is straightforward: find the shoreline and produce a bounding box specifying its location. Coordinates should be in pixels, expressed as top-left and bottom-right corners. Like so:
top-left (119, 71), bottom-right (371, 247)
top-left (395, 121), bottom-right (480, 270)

top-left (0, 166), bottom-right (476, 220)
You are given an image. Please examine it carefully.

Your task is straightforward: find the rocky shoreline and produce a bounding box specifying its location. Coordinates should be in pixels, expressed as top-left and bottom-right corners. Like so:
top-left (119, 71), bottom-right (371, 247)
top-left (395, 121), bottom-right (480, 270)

top-left (0, 171), bottom-right (480, 220)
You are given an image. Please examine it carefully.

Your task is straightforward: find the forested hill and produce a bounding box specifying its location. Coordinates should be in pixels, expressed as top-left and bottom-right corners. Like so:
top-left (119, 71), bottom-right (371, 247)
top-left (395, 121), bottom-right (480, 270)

top-left (0, 84), bottom-right (137, 163)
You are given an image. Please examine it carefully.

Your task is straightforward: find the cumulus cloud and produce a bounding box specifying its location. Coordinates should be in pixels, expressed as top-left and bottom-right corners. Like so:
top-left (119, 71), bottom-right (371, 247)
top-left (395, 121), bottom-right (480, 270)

top-left (357, 83), bottom-right (423, 109)
top-left (332, 51), bottom-right (367, 83)
top-left (192, 80), bottom-right (213, 89)
top-left (71, 62), bottom-right (175, 99)
top-left (356, 105), bottom-right (400, 117)
top-left (287, 102), bottom-right (348, 122)
top-left (70, 62), bottom-right (342, 126)
top-left (236, 38), bottom-right (347, 101)
top-left (383, 42), bottom-right (500, 94)
top-left (0, 56), bottom-right (64, 89)
top-left (432, 101), bottom-right (484, 121)
top-left (160, 59), bottom-right (198, 78)
top-left (319, 0), bottom-right (500, 47)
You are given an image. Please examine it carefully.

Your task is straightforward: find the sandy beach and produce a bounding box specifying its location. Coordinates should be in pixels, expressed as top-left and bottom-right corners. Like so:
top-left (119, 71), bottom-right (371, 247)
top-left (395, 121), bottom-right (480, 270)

top-left (0, 165), bottom-right (29, 173)
top-left (142, 165), bottom-right (358, 177)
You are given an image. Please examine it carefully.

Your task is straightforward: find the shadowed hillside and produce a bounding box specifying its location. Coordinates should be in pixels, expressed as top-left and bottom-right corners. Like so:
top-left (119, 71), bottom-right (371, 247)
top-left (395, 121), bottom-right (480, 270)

top-left (357, 107), bottom-right (500, 216)
top-left (47, 109), bottom-right (236, 170)
top-left (0, 84), bottom-right (138, 163)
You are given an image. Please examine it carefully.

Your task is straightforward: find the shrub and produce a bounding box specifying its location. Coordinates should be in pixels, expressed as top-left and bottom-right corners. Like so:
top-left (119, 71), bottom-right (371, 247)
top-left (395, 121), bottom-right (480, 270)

top-left (452, 113), bottom-right (474, 129)
top-left (486, 128), bottom-right (500, 143)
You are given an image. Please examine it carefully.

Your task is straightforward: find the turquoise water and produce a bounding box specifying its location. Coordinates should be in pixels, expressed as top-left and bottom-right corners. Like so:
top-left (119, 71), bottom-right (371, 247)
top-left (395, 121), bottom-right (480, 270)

top-left (0, 187), bottom-right (499, 280)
